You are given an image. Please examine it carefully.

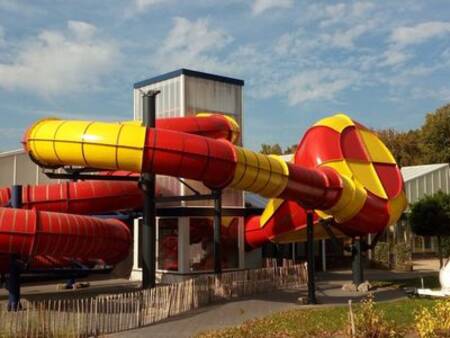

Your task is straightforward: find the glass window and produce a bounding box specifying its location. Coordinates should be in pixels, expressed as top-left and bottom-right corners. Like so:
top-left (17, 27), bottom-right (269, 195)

top-left (158, 218), bottom-right (179, 271)
top-left (189, 217), bottom-right (240, 272)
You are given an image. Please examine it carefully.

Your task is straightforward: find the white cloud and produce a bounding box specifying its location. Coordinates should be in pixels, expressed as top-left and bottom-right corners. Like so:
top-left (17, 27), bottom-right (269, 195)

top-left (380, 49), bottom-right (411, 67)
top-left (284, 69), bottom-right (358, 105)
top-left (67, 20), bottom-right (97, 40)
top-left (320, 22), bottom-right (376, 49)
top-left (152, 17), bottom-right (233, 73)
top-left (0, 21), bottom-right (120, 97)
top-left (380, 21), bottom-right (450, 67)
top-left (252, 0), bottom-right (293, 15)
top-left (390, 21), bottom-right (450, 47)
top-left (134, 0), bottom-right (169, 12)
top-left (309, 2), bottom-right (375, 27)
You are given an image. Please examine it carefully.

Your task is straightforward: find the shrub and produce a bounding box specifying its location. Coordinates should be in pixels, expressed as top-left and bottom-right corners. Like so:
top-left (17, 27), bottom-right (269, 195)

top-left (392, 242), bottom-right (412, 268)
top-left (415, 299), bottom-right (450, 337)
top-left (373, 242), bottom-right (390, 268)
top-left (352, 294), bottom-right (398, 338)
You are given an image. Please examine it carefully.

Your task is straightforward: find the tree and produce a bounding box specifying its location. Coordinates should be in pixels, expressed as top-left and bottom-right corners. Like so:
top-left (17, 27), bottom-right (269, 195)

top-left (377, 128), bottom-right (424, 166)
top-left (259, 143), bottom-right (282, 155)
top-left (284, 144), bottom-right (297, 155)
top-left (420, 103), bottom-right (450, 164)
top-left (409, 192), bottom-right (450, 268)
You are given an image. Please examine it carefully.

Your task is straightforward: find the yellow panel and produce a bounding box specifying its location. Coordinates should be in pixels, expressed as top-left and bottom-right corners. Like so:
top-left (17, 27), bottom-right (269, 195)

top-left (83, 122), bottom-right (121, 170)
top-left (320, 160), bottom-right (353, 178)
top-left (24, 118), bottom-right (147, 172)
top-left (230, 148), bottom-right (289, 198)
top-left (54, 121), bottom-right (92, 167)
top-left (249, 154), bottom-right (271, 193)
top-left (358, 129), bottom-right (396, 164)
top-left (260, 155), bottom-right (289, 197)
top-left (237, 149), bottom-right (259, 190)
top-left (117, 124), bottom-right (147, 172)
top-left (334, 179), bottom-right (367, 223)
top-left (313, 114), bottom-right (354, 133)
top-left (260, 198), bottom-right (284, 227)
top-left (28, 119), bottom-right (63, 167)
top-left (347, 161), bottom-right (387, 199)
top-left (324, 174), bottom-right (354, 215)
top-left (273, 223), bottom-right (347, 243)
top-left (387, 190), bottom-right (407, 225)
top-left (230, 147), bottom-right (246, 186)
top-left (119, 120), bottom-right (141, 126)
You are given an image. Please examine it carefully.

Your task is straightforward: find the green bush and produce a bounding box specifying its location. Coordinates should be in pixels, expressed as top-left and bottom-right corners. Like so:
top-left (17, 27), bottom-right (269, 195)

top-left (392, 242), bottom-right (412, 268)
top-left (373, 242), bottom-right (390, 268)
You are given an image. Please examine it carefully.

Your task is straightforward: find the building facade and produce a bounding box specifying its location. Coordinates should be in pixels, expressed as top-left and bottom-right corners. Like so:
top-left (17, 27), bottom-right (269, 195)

top-left (131, 69), bottom-right (252, 282)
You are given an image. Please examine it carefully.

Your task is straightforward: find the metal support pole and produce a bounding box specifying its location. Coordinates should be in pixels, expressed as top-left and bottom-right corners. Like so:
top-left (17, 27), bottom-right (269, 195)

top-left (352, 237), bottom-right (364, 285)
top-left (141, 90), bottom-right (159, 289)
top-left (306, 210), bottom-right (317, 304)
top-left (8, 185), bottom-right (22, 311)
top-left (213, 189), bottom-right (222, 274)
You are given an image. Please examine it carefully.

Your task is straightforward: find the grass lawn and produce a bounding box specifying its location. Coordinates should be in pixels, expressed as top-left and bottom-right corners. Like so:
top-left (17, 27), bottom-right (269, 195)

top-left (196, 298), bottom-right (438, 337)
top-left (371, 274), bottom-right (440, 290)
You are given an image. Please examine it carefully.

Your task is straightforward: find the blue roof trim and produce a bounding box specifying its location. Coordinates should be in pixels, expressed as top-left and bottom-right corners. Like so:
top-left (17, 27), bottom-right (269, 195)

top-left (133, 68), bottom-right (244, 88)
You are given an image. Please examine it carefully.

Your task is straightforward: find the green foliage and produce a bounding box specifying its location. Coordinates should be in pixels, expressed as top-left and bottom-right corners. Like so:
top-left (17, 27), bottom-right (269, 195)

top-left (353, 294), bottom-right (399, 337)
top-left (377, 128), bottom-right (424, 166)
top-left (409, 192), bottom-right (450, 237)
top-left (259, 143), bottom-right (297, 155)
top-left (421, 103), bottom-right (450, 164)
top-left (377, 102), bottom-right (450, 166)
top-left (197, 298), bottom-right (439, 338)
top-left (392, 242), bottom-right (412, 267)
top-left (259, 143), bottom-right (283, 155)
top-left (373, 242), bottom-right (390, 267)
top-left (283, 144), bottom-right (297, 154)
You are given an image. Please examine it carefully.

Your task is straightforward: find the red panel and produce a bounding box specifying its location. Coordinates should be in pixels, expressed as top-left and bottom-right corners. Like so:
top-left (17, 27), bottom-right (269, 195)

top-left (281, 163), bottom-right (328, 208)
top-left (340, 126), bottom-right (370, 162)
top-left (143, 128), bottom-right (237, 189)
top-left (0, 208), bottom-right (130, 264)
top-left (19, 179), bottom-right (143, 215)
top-left (373, 163), bottom-right (403, 198)
top-left (295, 126), bottom-right (343, 168)
top-left (0, 187), bottom-right (9, 207)
top-left (341, 192), bottom-right (390, 235)
top-left (245, 201), bottom-right (319, 249)
top-left (157, 115), bottom-right (238, 142)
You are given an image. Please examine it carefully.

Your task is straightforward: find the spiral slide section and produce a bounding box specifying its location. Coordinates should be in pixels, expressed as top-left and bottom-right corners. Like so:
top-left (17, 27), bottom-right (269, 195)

top-left (23, 113), bottom-right (407, 252)
top-left (0, 115), bottom-right (241, 273)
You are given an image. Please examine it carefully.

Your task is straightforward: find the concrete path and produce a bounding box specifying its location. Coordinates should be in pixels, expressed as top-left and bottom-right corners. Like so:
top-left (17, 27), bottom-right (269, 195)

top-left (0, 259), bottom-right (439, 337)
top-left (111, 263), bottom-right (439, 338)
top-left (0, 278), bottom-right (140, 302)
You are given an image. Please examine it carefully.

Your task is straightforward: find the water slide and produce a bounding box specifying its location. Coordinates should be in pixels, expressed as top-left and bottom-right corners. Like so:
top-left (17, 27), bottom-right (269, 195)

top-left (0, 113), bottom-right (406, 273)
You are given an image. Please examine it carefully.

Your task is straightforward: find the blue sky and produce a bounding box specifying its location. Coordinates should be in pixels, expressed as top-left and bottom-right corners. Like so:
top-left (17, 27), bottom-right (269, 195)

top-left (0, 0), bottom-right (449, 151)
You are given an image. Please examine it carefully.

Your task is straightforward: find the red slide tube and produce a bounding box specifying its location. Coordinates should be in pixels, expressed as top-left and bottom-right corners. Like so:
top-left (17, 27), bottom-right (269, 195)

top-left (0, 207), bottom-right (130, 265)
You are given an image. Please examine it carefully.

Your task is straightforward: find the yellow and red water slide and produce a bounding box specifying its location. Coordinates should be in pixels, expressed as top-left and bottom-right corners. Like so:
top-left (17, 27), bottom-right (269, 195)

top-left (0, 113), bottom-right (407, 271)
top-left (0, 115), bottom-right (239, 272)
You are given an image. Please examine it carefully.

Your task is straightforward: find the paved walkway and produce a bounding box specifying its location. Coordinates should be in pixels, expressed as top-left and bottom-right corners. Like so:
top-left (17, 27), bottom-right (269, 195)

top-left (0, 259), bottom-right (440, 337)
top-left (0, 278), bottom-right (140, 302)
top-left (110, 260), bottom-right (440, 338)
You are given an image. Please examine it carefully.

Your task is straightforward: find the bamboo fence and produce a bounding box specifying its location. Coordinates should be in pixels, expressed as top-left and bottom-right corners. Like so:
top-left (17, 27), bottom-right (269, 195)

top-left (0, 263), bottom-right (307, 338)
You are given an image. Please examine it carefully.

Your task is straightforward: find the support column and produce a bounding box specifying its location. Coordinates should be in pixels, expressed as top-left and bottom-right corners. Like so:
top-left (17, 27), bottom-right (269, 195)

top-left (321, 240), bottom-right (327, 272)
top-left (213, 189), bottom-right (222, 274)
top-left (141, 90), bottom-right (159, 289)
top-left (306, 210), bottom-right (317, 304)
top-left (352, 237), bottom-right (364, 285)
top-left (8, 185), bottom-right (22, 311)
